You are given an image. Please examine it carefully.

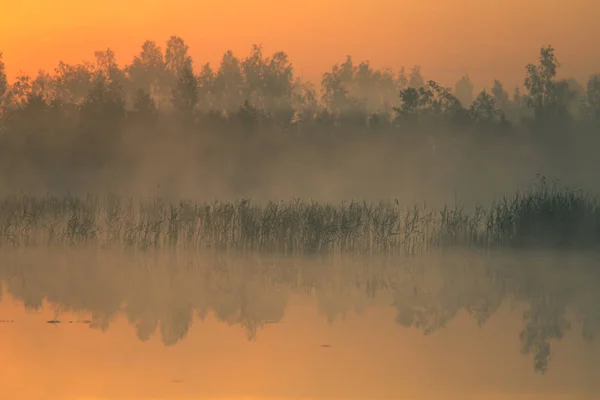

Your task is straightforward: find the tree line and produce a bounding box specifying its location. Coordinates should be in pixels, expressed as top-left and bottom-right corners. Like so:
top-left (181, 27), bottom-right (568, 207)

top-left (0, 36), bottom-right (598, 196)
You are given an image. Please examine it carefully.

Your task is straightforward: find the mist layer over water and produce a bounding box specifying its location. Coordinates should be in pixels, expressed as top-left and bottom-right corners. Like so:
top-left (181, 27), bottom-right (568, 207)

top-left (1, 248), bottom-right (599, 400)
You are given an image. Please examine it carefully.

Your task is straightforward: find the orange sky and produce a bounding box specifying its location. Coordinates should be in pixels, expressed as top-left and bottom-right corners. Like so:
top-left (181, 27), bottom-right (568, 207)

top-left (1, 293), bottom-right (599, 400)
top-left (1, 0), bottom-right (599, 90)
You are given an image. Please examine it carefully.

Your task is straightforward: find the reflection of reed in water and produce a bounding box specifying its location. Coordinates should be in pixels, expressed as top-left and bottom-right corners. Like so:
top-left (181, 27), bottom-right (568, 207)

top-left (0, 248), bottom-right (599, 375)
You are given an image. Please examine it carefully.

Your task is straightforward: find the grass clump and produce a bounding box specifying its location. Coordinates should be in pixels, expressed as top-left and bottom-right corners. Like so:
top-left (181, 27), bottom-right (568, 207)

top-left (0, 176), bottom-right (598, 254)
top-left (488, 176), bottom-right (600, 249)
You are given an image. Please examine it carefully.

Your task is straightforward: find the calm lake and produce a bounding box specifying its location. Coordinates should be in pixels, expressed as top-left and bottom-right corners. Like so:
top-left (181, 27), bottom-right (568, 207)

top-left (1, 248), bottom-right (599, 400)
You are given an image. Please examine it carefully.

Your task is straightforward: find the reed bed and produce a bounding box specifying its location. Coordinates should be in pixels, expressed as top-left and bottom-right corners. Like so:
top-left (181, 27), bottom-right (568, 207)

top-left (1, 178), bottom-right (598, 254)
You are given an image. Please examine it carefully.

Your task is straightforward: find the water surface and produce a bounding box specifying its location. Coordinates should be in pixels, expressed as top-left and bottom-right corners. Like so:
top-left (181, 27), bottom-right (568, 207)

top-left (1, 248), bottom-right (599, 400)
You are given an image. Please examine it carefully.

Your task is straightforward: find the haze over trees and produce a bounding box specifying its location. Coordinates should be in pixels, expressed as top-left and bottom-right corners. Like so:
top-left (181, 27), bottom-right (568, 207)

top-left (0, 38), bottom-right (599, 200)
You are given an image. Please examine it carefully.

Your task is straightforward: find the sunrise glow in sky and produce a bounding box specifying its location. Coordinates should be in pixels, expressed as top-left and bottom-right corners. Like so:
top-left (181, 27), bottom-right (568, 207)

top-left (1, 0), bottom-right (599, 90)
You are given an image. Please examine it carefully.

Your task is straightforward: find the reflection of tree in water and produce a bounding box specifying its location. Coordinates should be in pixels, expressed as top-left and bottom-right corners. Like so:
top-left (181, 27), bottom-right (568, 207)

top-left (519, 297), bottom-right (571, 374)
top-left (579, 288), bottom-right (600, 342)
top-left (391, 257), bottom-right (505, 334)
top-left (508, 260), bottom-right (582, 374)
top-left (388, 253), bottom-right (600, 373)
top-left (315, 269), bottom-right (371, 324)
top-left (0, 249), bottom-right (599, 373)
top-left (120, 256), bottom-right (288, 343)
top-left (160, 302), bottom-right (194, 346)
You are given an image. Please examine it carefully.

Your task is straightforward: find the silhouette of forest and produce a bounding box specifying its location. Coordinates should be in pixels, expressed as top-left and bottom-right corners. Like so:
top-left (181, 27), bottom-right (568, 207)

top-left (1, 38), bottom-right (599, 201)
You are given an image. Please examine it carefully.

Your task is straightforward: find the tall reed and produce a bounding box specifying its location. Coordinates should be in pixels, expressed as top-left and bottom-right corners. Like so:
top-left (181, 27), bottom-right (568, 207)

top-left (1, 177), bottom-right (598, 254)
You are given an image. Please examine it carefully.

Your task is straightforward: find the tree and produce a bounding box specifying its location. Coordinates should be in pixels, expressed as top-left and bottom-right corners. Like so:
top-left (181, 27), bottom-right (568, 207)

top-left (53, 61), bottom-right (95, 104)
top-left (197, 63), bottom-right (216, 110)
top-left (32, 70), bottom-right (54, 99)
top-left (237, 99), bottom-right (262, 132)
top-left (408, 66), bottom-right (424, 89)
top-left (240, 45), bottom-right (295, 113)
top-left (322, 58), bottom-right (400, 114)
top-left (321, 55), bottom-right (357, 112)
top-left (264, 50), bottom-right (294, 111)
top-left (76, 76), bottom-right (127, 166)
top-left (171, 65), bottom-right (199, 114)
top-left (584, 74), bottom-right (600, 121)
top-left (9, 75), bottom-right (34, 106)
top-left (513, 87), bottom-right (522, 108)
top-left (353, 61), bottom-right (396, 112)
top-left (126, 40), bottom-right (166, 96)
top-left (377, 69), bottom-right (398, 112)
top-left (291, 79), bottom-right (318, 126)
top-left (0, 52), bottom-right (7, 100)
top-left (563, 78), bottom-right (585, 118)
top-left (491, 80), bottom-right (509, 109)
top-left (165, 36), bottom-right (192, 76)
top-left (454, 75), bottom-right (474, 107)
top-left (394, 80), bottom-right (460, 126)
top-left (80, 75), bottom-right (126, 123)
top-left (0, 53), bottom-right (7, 131)
top-left (241, 44), bottom-right (267, 105)
top-left (396, 67), bottom-right (408, 90)
top-left (94, 48), bottom-right (128, 92)
top-left (132, 89), bottom-right (158, 120)
top-left (354, 61), bottom-right (375, 105)
top-left (421, 81), bottom-right (461, 119)
top-left (523, 45), bottom-right (572, 123)
top-left (469, 90), bottom-right (498, 124)
top-left (213, 50), bottom-right (245, 111)
top-left (395, 87), bottom-right (420, 122)
top-left (524, 46), bottom-right (557, 114)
